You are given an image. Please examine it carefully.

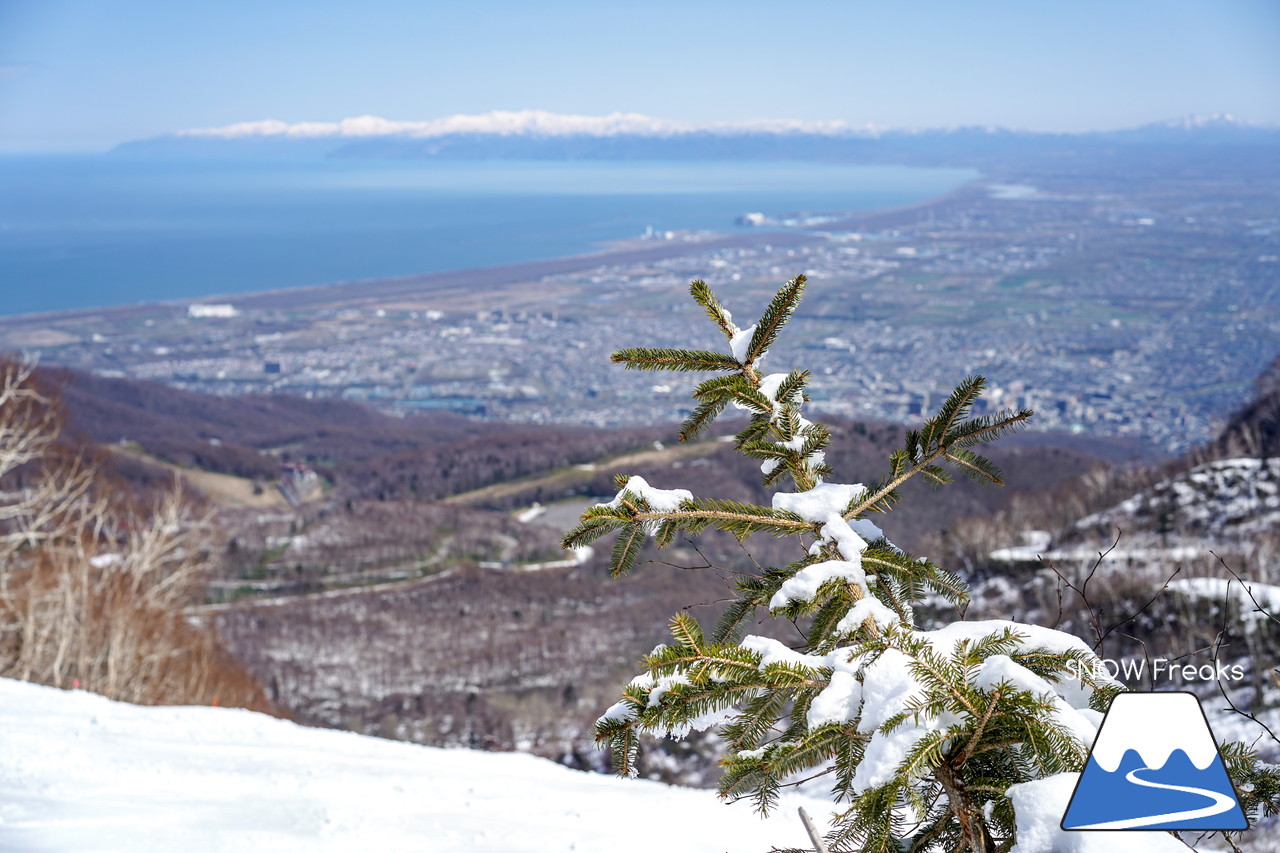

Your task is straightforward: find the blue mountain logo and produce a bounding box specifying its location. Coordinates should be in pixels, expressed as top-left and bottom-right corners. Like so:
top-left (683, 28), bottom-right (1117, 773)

top-left (1062, 691), bottom-right (1248, 831)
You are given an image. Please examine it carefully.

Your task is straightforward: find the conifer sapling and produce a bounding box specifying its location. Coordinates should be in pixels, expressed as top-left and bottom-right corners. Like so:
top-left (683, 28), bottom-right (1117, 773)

top-left (563, 276), bottom-right (1137, 852)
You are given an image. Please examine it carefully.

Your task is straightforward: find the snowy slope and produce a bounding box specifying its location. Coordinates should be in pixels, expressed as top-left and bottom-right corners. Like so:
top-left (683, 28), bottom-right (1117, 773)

top-left (1077, 457), bottom-right (1280, 537)
top-left (0, 679), bottom-right (830, 853)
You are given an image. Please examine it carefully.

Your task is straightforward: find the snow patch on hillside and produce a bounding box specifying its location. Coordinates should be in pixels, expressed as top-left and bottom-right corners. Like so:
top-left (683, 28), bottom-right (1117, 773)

top-left (1168, 576), bottom-right (1280, 629)
top-left (1077, 457), bottom-right (1280, 536)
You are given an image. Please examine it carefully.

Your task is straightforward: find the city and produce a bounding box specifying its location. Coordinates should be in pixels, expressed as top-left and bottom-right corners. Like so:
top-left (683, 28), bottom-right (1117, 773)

top-left (4, 169), bottom-right (1276, 455)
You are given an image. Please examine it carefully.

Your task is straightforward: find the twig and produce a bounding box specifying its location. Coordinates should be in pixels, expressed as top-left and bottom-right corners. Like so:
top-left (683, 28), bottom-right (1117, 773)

top-left (798, 807), bottom-right (831, 853)
top-left (735, 538), bottom-right (767, 574)
top-left (1041, 554), bottom-right (1066, 631)
top-left (644, 557), bottom-right (754, 580)
top-left (775, 764), bottom-right (838, 790)
top-left (1095, 565), bottom-right (1182, 651)
top-left (642, 538), bottom-right (756, 580)
top-left (1116, 632), bottom-right (1154, 691)
top-left (1081, 530), bottom-right (1122, 654)
top-left (1165, 638), bottom-right (1223, 665)
top-left (1039, 530), bottom-right (1144, 658)
top-left (1212, 550), bottom-right (1280, 628)
top-left (1211, 619), bottom-right (1280, 750)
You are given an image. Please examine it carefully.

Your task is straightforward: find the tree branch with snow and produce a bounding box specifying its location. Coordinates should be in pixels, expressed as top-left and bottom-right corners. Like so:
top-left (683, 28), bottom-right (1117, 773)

top-left (562, 277), bottom-right (1147, 851)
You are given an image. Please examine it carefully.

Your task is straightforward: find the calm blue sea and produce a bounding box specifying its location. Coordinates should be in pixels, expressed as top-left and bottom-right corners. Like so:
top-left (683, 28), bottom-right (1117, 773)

top-left (0, 157), bottom-right (977, 317)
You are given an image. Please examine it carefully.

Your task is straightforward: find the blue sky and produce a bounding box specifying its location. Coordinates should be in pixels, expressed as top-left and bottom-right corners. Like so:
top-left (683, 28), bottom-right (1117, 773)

top-left (1, 0), bottom-right (1278, 152)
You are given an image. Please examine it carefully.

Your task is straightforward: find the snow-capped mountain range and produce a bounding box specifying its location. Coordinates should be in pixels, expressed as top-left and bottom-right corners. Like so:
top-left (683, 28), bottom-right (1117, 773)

top-left (171, 109), bottom-right (1266, 140)
top-left (115, 110), bottom-right (1280, 162)
top-left (174, 109), bottom-right (883, 140)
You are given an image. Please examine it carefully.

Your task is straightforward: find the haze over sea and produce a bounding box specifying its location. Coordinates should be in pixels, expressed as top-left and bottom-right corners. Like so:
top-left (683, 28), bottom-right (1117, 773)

top-left (0, 157), bottom-right (976, 317)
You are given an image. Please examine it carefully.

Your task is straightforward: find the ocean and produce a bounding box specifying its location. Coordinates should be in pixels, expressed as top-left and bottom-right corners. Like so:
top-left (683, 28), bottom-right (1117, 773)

top-left (0, 157), bottom-right (977, 317)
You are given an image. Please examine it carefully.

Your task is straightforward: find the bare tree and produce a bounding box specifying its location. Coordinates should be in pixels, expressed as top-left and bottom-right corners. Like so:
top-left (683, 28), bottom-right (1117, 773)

top-left (0, 357), bottom-right (271, 710)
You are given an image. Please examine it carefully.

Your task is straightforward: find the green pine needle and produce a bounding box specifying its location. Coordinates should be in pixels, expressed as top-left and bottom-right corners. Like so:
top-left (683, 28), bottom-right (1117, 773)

top-left (611, 347), bottom-right (743, 372)
top-left (743, 274), bottom-right (806, 364)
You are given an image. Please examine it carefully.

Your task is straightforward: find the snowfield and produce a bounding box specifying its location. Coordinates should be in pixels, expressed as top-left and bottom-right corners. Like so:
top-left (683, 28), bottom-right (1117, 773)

top-left (0, 678), bottom-right (831, 853)
top-left (1077, 457), bottom-right (1280, 537)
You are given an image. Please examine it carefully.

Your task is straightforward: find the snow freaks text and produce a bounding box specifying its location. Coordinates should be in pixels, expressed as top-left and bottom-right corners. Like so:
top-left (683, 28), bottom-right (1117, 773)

top-left (1066, 658), bottom-right (1247, 683)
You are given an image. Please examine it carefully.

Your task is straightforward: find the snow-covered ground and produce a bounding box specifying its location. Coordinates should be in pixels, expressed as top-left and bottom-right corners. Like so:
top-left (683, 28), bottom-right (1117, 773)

top-left (1169, 576), bottom-right (1280, 625)
top-left (1077, 457), bottom-right (1280, 537)
top-left (0, 678), bottom-right (831, 852)
top-left (7, 677), bottom-right (1271, 852)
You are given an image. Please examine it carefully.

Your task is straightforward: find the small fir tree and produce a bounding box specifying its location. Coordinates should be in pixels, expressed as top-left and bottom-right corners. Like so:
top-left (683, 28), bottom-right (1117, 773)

top-left (565, 276), bottom-right (1153, 852)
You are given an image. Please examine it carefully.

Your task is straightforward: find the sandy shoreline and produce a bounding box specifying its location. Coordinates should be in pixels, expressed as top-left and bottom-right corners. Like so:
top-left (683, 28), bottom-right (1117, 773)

top-left (0, 229), bottom-right (825, 330)
top-left (0, 181), bottom-right (983, 328)
top-left (229, 229), bottom-right (822, 311)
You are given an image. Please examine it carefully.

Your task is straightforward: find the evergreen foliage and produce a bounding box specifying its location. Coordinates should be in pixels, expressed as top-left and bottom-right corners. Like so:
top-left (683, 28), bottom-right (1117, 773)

top-left (564, 277), bottom-right (1276, 851)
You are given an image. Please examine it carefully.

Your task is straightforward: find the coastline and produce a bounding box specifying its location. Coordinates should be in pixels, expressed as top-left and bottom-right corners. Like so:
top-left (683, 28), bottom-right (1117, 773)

top-left (823, 182), bottom-right (989, 231)
top-left (217, 229), bottom-right (822, 312)
top-left (0, 229), bottom-right (821, 338)
top-left (0, 165), bottom-right (1252, 456)
top-left (0, 159), bottom-right (986, 329)
top-left (0, 156), bottom-right (981, 323)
